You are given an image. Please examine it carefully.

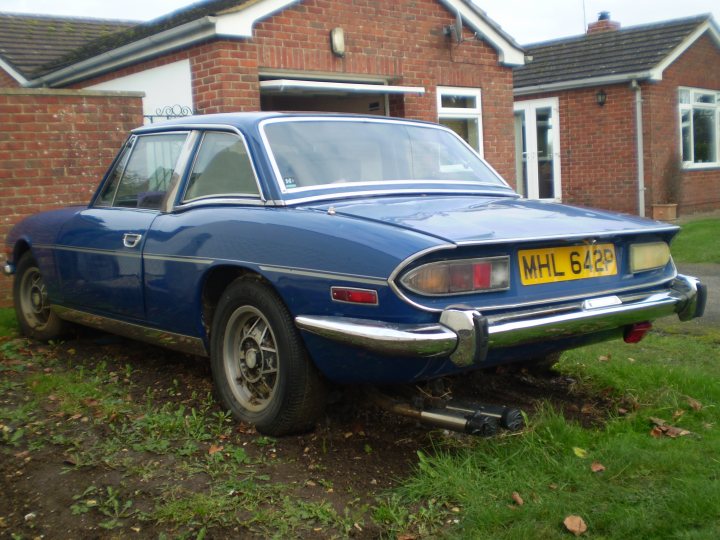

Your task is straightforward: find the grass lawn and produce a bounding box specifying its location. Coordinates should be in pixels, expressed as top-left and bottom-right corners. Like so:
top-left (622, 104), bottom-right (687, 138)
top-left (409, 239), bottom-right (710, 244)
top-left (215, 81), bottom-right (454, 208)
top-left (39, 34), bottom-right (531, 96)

top-left (671, 218), bottom-right (720, 264)
top-left (380, 330), bottom-right (720, 538)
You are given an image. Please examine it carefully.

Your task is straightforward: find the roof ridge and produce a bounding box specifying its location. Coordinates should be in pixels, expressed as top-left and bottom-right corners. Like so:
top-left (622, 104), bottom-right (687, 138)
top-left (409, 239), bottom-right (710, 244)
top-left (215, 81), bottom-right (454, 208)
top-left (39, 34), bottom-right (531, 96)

top-left (0, 11), bottom-right (140, 25)
top-left (523, 13), bottom-right (712, 49)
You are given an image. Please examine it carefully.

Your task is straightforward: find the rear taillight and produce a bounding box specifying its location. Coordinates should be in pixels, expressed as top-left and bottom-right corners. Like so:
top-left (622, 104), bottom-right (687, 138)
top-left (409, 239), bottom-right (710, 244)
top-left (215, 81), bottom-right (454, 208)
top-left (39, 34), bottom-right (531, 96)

top-left (400, 257), bottom-right (510, 296)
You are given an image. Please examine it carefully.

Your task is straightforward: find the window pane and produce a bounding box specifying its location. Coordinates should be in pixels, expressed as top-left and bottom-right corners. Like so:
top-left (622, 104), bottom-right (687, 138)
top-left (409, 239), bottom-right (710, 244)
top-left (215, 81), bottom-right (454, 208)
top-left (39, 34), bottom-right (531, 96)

top-left (692, 109), bottom-right (717, 163)
top-left (681, 110), bottom-right (692, 162)
top-left (97, 142), bottom-right (132, 207)
top-left (114, 134), bottom-right (187, 208)
top-left (439, 118), bottom-right (480, 151)
top-left (184, 133), bottom-right (259, 200)
top-left (441, 94), bottom-right (477, 109)
top-left (678, 89), bottom-right (691, 104)
top-left (694, 93), bottom-right (716, 105)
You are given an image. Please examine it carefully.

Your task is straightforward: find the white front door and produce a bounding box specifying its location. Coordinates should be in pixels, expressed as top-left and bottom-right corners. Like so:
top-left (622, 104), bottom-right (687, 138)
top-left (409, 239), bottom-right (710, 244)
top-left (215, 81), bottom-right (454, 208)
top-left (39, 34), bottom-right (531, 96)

top-left (514, 98), bottom-right (561, 200)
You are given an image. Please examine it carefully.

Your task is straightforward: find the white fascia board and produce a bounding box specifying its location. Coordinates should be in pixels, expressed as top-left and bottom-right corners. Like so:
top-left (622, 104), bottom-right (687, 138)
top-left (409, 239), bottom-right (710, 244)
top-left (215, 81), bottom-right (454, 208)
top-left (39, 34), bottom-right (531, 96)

top-left (260, 79), bottom-right (425, 94)
top-left (215, 0), bottom-right (300, 37)
top-left (513, 71), bottom-right (656, 96)
top-left (27, 17), bottom-right (217, 88)
top-left (649, 21), bottom-right (720, 80)
top-left (0, 57), bottom-right (27, 85)
top-left (437, 0), bottom-right (525, 66)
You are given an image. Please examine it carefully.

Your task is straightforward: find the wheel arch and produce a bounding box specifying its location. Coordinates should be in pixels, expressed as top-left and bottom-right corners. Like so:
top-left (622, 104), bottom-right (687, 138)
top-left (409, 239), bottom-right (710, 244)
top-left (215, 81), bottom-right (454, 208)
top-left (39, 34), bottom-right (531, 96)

top-left (200, 264), bottom-right (278, 341)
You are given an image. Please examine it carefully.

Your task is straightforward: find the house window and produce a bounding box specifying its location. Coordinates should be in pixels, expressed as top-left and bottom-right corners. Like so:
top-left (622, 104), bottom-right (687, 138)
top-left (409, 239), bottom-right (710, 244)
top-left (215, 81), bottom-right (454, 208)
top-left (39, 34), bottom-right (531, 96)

top-left (437, 87), bottom-right (483, 155)
top-left (679, 88), bottom-right (720, 167)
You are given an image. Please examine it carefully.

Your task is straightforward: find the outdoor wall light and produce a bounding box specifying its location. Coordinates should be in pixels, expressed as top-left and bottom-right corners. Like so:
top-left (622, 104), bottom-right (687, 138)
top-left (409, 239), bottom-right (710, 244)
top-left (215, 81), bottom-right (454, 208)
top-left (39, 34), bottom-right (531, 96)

top-left (330, 27), bottom-right (345, 57)
top-left (596, 89), bottom-right (607, 107)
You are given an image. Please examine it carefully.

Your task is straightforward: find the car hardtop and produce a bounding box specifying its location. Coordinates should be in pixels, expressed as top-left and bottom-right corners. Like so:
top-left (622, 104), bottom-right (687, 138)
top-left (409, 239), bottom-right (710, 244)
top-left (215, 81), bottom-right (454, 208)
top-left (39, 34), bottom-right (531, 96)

top-left (132, 111), bottom-right (445, 135)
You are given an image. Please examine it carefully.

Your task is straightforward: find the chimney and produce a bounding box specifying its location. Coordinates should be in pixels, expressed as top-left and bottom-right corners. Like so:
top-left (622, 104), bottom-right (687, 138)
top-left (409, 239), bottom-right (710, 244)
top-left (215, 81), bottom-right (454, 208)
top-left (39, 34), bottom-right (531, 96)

top-left (587, 11), bottom-right (620, 34)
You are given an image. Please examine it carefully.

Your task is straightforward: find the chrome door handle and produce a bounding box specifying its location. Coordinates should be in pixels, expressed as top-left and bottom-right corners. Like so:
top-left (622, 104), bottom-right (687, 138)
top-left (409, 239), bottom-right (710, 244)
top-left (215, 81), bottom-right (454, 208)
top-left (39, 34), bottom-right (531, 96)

top-left (123, 233), bottom-right (142, 248)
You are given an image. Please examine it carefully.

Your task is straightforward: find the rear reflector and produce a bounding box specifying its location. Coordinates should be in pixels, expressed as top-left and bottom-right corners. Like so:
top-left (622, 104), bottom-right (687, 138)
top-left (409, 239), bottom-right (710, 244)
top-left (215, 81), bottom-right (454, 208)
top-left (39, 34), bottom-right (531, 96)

top-left (624, 322), bottom-right (652, 343)
top-left (331, 287), bottom-right (378, 305)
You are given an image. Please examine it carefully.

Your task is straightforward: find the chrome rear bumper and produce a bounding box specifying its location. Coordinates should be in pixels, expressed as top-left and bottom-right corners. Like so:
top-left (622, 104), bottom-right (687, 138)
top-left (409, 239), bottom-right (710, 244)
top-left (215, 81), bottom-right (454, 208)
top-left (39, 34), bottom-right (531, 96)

top-left (295, 275), bottom-right (706, 367)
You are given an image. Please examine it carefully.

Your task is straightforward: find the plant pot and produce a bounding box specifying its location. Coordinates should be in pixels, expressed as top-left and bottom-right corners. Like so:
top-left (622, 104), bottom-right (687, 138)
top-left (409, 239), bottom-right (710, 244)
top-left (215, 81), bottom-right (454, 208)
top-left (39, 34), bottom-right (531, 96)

top-left (651, 203), bottom-right (678, 222)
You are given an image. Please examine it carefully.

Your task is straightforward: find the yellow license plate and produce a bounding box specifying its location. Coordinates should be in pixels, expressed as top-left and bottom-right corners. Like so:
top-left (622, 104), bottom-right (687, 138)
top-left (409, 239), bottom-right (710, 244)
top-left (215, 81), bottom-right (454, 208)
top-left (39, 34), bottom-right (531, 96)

top-left (519, 244), bottom-right (617, 285)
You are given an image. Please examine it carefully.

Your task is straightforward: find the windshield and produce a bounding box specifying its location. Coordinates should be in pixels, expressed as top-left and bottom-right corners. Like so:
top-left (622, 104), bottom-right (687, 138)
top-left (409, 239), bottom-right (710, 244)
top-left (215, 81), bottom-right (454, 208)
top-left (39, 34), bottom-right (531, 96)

top-left (262, 119), bottom-right (507, 192)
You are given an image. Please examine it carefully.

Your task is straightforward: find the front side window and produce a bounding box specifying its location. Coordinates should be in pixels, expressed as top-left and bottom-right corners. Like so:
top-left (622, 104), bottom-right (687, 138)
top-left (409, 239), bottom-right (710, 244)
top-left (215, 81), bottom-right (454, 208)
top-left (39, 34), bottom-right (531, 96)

top-left (437, 87), bottom-right (483, 154)
top-left (97, 133), bottom-right (188, 208)
top-left (183, 132), bottom-right (260, 201)
top-left (679, 88), bottom-right (720, 167)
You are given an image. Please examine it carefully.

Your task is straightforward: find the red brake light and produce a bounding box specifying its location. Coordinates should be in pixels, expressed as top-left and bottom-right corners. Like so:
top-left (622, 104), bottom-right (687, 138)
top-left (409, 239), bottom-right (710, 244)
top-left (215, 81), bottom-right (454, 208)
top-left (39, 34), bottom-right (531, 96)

top-left (331, 287), bottom-right (378, 305)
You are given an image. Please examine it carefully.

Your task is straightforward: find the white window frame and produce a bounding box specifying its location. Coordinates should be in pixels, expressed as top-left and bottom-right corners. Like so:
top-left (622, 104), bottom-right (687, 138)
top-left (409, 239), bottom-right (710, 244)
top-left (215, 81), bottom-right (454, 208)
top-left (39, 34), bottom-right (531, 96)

top-left (437, 86), bottom-right (484, 156)
top-left (678, 86), bottom-right (720, 169)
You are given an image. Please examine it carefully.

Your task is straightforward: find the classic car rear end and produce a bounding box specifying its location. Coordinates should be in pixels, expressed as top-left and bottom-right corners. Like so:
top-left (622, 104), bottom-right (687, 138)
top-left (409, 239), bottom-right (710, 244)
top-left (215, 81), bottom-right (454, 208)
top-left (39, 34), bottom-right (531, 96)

top-left (4, 113), bottom-right (707, 435)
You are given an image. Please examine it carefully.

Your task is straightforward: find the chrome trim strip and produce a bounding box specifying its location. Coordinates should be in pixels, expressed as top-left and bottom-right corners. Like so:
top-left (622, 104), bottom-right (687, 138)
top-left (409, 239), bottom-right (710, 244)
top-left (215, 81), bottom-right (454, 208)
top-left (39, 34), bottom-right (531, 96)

top-left (258, 265), bottom-right (388, 286)
top-left (276, 189), bottom-right (518, 207)
top-left (51, 245), bottom-right (142, 259)
top-left (295, 275), bottom-right (703, 364)
top-left (453, 226), bottom-right (679, 247)
top-left (143, 254), bottom-right (214, 265)
top-left (175, 197), bottom-right (270, 210)
top-left (162, 130), bottom-right (201, 213)
top-left (53, 306), bottom-right (208, 357)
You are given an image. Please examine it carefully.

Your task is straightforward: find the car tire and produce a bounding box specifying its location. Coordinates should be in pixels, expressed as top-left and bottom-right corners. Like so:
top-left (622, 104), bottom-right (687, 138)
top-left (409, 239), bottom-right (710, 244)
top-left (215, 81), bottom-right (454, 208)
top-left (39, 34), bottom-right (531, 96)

top-left (210, 278), bottom-right (326, 436)
top-left (13, 252), bottom-right (67, 340)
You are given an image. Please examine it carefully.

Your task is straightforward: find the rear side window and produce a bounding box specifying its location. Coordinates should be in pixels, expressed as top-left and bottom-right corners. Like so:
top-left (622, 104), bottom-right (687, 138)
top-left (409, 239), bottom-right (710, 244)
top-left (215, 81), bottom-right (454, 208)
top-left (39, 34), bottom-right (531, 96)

top-left (183, 132), bottom-right (260, 201)
top-left (97, 133), bottom-right (188, 209)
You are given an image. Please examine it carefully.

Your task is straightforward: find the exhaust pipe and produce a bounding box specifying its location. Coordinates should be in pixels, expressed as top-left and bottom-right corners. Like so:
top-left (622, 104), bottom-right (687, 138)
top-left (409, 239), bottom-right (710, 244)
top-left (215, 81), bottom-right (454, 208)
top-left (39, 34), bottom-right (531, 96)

top-left (371, 393), bottom-right (524, 436)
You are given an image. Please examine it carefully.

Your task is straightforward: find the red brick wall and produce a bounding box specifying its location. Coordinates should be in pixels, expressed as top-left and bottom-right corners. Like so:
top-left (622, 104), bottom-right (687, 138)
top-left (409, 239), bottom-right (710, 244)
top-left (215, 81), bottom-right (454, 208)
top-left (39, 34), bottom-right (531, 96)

top-left (0, 69), bottom-right (21, 88)
top-left (644, 33), bottom-right (720, 215)
top-left (516, 84), bottom-right (639, 214)
top-left (0, 88), bottom-right (143, 306)
top-left (74, 0), bottom-right (517, 180)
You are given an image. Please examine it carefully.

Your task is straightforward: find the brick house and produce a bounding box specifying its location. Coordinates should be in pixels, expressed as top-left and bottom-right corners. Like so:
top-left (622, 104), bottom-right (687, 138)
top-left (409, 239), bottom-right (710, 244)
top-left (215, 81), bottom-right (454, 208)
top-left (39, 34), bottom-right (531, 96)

top-left (1, 0), bottom-right (525, 178)
top-left (513, 13), bottom-right (720, 217)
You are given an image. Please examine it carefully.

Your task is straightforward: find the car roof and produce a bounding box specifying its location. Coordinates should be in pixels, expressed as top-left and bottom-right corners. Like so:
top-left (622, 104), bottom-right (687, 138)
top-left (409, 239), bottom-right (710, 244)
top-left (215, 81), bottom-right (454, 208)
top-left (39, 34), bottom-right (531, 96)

top-left (133, 111), bottom-right (438, 134)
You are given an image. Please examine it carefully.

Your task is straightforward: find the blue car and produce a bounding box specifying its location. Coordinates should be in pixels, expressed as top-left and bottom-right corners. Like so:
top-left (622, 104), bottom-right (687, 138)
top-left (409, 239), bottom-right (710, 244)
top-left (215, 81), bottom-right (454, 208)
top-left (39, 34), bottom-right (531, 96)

top-left (4, 113), bottom-right (706, 435)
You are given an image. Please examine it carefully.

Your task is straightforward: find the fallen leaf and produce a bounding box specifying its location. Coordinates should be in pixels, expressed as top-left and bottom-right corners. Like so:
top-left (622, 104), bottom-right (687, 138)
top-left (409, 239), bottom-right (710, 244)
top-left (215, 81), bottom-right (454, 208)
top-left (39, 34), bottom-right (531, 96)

top-left (580, 404), bottom-right (594, 414)
top-left (598, 355), bottom-right (610, 362)
top-left (572, 447), bottom-right (588, 458)
top-left (590, 461), bottom-right (606, 473)
top-left (650, 426), bottom-right (664, 438)
top-left (511, 491), bottom-right (524, 506)
top-left (687, 397), bottom-right (703, 411)
top-left (208, 444), bottom-right (223, 455)
top-left (548, 483), bottom-right (558, 490)
top-left (397, 534), bottom-right (417, 540)
top-left (664, 426), bottom-right (691, 438)
top-left (672, 409), bottom-right (685, 420)
top-left (617, 408), bottom-right (628, 416)
top-left (649, 417), bottom-right (667, 427)
top-left (563, 515), bottom-right (588, 536)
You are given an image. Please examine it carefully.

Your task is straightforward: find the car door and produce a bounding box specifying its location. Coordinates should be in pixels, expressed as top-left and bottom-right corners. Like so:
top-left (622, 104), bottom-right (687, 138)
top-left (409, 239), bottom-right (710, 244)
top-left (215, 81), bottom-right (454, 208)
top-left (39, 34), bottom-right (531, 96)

top-left (55, 132), bottom-right (190, 321)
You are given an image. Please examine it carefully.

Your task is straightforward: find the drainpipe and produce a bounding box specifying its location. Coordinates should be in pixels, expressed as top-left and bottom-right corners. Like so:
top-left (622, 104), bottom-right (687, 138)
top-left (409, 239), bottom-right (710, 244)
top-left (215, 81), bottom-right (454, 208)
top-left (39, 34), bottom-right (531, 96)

top-left (632, 80), bottom-right (645, 217)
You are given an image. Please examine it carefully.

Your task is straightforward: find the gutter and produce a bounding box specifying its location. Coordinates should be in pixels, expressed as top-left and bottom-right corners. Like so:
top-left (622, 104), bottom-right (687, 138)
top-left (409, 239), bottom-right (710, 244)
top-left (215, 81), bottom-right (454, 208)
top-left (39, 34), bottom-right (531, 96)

top-left (26, 16), bottom-right (218, 88)
top-left (513, 71), bottom-right (656, 96)
top-left (0, 57), bottom-right (28, 85)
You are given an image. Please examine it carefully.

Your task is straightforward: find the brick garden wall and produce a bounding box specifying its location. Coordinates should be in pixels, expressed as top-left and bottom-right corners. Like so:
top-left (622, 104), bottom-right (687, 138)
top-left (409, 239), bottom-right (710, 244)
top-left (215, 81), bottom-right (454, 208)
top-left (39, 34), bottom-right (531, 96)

top-left (74, 0), bottom-right (517, 181)
top-left (0, 88), bottom-right (144, 306)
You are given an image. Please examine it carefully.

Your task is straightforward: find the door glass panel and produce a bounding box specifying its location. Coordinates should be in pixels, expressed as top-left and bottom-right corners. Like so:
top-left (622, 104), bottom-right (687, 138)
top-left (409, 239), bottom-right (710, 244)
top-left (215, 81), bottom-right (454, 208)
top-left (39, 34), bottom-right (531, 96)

top-left (536, 107), bottom-right (555, 199)
top-left (111, 133), bottom-right (187, 209)
top-left (514, 111), bottom-right (528, 197)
